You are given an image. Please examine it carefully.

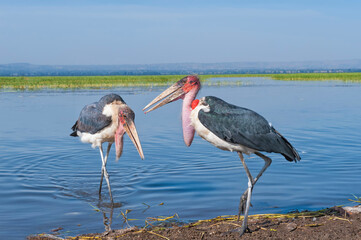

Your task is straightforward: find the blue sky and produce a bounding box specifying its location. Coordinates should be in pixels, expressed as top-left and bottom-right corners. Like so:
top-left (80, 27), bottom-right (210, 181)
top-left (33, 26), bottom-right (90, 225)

top-left (1, 0), bottom-right (360, 65)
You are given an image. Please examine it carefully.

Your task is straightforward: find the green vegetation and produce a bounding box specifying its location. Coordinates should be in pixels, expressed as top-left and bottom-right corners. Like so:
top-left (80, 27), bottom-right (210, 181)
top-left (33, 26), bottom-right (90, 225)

top-left (0, 75), bottom-right (185, 90)
top-left (1, 72), bottom-right (361, 90)
top-left (202, 72), bottom-right (361, 82)
top-left (349, 195), bottom-right (361, 204)
top-left (261, 72), bottom-right (361, 81)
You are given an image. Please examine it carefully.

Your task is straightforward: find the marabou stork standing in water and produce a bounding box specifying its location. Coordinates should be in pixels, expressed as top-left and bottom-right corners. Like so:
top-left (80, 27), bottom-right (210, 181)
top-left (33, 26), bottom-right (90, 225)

top-left (143, 76), bottom-right (300, 235)
top-left (71, 94), bottom-right (144, 204)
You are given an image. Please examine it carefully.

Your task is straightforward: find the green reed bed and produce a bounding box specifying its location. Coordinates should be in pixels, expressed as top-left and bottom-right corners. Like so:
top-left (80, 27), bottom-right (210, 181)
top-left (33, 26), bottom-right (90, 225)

top-left (263, 72), bottom-right (361, 81)
top-left (1, 73), bottom-right (361, 90)
top-left (202, 72), bottom-right (361, 82)
top-left (0, 75), bottom-right (186, 90)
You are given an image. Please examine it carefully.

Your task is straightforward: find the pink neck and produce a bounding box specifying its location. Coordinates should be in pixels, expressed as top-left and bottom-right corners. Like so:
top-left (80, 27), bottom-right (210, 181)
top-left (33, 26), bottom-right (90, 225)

top-left (115, 124), bottom-right (125, 160)
top-left (182, 87), bottom-right (199, 146)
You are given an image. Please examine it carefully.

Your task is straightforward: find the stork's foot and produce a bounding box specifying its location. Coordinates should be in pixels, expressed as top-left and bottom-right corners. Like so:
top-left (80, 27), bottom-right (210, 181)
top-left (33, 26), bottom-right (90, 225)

top-left (237, 190), bottom-right (253, 221)
top-left (101, 229), bottom-right (112, 237)
top-left (223, 226), bottom-right (251, 237)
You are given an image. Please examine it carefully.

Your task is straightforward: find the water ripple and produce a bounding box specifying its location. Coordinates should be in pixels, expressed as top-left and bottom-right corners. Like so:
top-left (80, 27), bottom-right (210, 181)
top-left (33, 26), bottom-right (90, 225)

top-left (1, 80), bottom-right (361, 238)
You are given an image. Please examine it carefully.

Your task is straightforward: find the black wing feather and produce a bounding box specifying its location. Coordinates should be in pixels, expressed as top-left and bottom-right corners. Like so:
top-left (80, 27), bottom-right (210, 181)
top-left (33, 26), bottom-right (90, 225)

top-left (70, 94), bottom-right (125, 137)
top-left (70, 103), bottom-right (112, 136)
top-left (198, 96), bottom-right (300, 162)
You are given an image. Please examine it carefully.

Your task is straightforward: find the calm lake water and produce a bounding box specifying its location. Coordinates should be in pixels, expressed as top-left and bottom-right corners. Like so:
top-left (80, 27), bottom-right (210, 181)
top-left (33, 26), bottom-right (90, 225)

top-left (1, 78), bottom-right (361, 239)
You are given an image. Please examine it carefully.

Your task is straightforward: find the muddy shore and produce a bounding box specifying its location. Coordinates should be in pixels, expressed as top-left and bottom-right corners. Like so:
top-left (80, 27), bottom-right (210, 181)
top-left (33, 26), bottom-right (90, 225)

top-left (27, 205), bottom-right (361, 240)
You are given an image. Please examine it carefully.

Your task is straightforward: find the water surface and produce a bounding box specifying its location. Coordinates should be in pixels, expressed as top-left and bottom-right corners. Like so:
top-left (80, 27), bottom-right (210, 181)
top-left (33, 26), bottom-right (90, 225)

top-left (1, 78), bottom-right (361, 239)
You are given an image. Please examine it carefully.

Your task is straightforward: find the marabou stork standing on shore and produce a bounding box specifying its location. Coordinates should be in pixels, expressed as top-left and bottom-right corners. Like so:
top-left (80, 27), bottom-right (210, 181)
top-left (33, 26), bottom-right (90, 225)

top-left (71, 94), bottom-right (144, 204)
top-left (143, 76), bottom-right (300, 235)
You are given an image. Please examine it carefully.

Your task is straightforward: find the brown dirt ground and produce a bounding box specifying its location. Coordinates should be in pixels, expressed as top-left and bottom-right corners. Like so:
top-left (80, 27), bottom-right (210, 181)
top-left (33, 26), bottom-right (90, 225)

top-left (28, 206), bottom-right (361, 240)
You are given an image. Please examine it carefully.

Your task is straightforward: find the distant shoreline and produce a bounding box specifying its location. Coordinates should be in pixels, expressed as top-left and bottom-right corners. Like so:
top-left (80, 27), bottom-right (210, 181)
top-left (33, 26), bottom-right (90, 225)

top-left (1, 73), bottom-right (361, 90)
top-left (2, 60), bottom-right (361, 77)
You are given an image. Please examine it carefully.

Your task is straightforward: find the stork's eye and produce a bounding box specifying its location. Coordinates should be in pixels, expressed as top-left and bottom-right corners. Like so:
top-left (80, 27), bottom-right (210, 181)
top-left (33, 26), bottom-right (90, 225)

top-left (119, 111), bottom-right (127, 125)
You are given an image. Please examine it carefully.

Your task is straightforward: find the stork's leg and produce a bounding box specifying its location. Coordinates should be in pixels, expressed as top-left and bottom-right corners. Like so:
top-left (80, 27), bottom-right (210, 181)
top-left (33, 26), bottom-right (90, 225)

top-left (99, 143), bottom-right (113, 204)
top-left (238, 152), bottom-right (272, 220)
top-left (99, 143), bottom-right (112, 195)
top-left (233, 152), bottom-right (254, 236)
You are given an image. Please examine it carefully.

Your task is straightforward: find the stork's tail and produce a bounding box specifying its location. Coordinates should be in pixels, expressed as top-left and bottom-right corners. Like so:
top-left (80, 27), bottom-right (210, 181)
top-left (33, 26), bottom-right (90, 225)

top-left (275, 129), bottom-right (301, 162)
top-left (70, 121), bottom-right (78, 137)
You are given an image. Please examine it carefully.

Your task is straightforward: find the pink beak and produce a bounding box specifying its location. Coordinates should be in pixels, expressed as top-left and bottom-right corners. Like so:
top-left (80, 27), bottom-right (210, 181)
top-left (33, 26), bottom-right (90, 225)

top-left (115, 116), bottom-right (144, 160)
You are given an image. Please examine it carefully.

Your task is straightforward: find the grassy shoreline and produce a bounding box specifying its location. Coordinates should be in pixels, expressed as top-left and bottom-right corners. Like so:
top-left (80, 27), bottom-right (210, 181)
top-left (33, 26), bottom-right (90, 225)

top-left (1, 72), bottom-right (361, 90)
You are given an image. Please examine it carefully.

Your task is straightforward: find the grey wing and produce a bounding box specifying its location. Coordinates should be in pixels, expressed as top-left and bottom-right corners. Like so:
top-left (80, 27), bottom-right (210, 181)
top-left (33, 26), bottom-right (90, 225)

top-left (198, 108), bottom-right (273, 150)
top-left (198, 107), bottom-right (300, 161)
top-left (71, 103), bottom-right (112, 135)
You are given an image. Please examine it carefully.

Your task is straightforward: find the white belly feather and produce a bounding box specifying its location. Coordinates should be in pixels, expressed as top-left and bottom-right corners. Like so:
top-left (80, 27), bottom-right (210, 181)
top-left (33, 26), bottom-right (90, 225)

top-left (77, 103), bottom-right (119, 148)
top-left (190, 103), bottom-right (256, 155)
top-left (77, 122), bottom-right (117, 148)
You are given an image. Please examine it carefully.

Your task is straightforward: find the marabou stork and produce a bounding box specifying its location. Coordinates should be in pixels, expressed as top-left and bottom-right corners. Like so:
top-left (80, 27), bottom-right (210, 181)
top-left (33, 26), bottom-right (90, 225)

top-left (71, 94), bottom-right (144, 203)
top-left (143, 76), bottom-right (300, 235)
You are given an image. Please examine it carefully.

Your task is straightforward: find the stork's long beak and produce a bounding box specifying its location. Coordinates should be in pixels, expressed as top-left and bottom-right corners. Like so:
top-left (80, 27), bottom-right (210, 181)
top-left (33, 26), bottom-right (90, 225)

top-left (124, 118), bottom-right (144, 160)
top-left (143, 79), bottom-right (186, 113)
